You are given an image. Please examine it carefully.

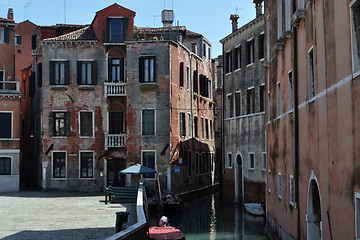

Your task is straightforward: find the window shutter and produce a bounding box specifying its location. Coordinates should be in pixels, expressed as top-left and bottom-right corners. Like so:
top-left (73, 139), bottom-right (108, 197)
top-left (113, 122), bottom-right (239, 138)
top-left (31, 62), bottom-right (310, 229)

top-left (18, 36), bottom-right (22, 45)
top-left (92, 61), bottom-right (97, 85)
top-left (120, 58), bottom-right (124, 82)
top-left (123, 18), bottom-right (128, 42)
top-left (49, 112), bottom-right (54, 136)
top-left (38, 63), bottom-right (42, 87)
top-left (65, 112), bottom-right (70, 136)
top-left (31, 34), bottom-right (37, 50)
top-left (153, 58), bottom-right (156, 82)
top-left (139, 58), bottom-right (144, 82)
top-left (65, 60), bottom-right (70, 85)
top-left (77, 61), bottom-right (81, 85)
top-left (179, 62), bottom-right (184, 87)
top-left (49, 61), bottom-right (55, 85)
top-left (4, 28), bottom-right (9, 43)
top-left (193, 70), bottom-right (198, 93)
top-left (108, 58), bottom-right (112, 82)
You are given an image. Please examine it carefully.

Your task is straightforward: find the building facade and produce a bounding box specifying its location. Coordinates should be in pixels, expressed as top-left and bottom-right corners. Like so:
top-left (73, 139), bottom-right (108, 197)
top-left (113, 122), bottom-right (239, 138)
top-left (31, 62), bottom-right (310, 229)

top-left (0, 9), bottom-right (21, 192)
top-left (220, 4), bottom-right (266, 203)
top-left (33, 4), bottom-right (215, 194)
top-left (265, 0), bottom-right (360, 239)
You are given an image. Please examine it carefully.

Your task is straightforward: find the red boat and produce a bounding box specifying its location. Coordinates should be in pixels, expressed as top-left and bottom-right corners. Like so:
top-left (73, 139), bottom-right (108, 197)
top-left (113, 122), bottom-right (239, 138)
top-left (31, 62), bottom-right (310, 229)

top-left (148, 226), bottom-right (185, 240)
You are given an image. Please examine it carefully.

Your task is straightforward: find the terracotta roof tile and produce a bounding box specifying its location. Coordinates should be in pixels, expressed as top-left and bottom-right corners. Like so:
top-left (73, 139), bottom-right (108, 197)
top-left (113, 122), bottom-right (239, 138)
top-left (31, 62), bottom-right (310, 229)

top-left (43, 26), bottom-right (96, 41)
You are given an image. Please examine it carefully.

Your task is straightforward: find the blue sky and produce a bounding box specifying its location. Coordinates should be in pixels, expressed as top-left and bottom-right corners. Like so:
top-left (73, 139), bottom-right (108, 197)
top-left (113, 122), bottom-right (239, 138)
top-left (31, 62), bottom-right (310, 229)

top-left (0, 0), bottom-right (259, 57)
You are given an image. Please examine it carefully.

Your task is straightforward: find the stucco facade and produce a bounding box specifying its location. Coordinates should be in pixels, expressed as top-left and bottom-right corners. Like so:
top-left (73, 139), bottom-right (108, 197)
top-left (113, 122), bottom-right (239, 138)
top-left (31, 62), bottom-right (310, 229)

top-left (265, 0), bottom-right (360, 239)
top-left (220, 11), bottom-right (266, 203)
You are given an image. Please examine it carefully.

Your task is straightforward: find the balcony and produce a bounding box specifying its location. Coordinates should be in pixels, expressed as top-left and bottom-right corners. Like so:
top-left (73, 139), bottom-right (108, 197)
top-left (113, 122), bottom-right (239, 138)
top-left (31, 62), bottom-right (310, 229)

top-left (105, 133), bottom-right (126, 149)
top-left (0, 81), bottom-right (20, 94)
top-left (104, 82), bottom-right (126, 97)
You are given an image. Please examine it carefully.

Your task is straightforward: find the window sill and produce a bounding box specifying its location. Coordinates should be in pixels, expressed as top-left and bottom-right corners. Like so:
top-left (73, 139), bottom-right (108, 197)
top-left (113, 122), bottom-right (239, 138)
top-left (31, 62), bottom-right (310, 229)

top-left (51, 85), bottom-right (67, 90)
top-left (309, 97), bottom-right (316, 103)
top-left (234, 68), bottom-right (241, 73)
top-left (142, 134), bottom-right (156, 137)
top-left (79, 136), bottom-right (94, 139)
top-left (79, 85), bottom-right (95, 90)
top-left (248, 168), bottom-right (255, 171)
top-left (140, 82), bottom-right (156, 85)
top-left (79, 178), bottom-right (95, 180)
top-left (51, 178), bottom-right (67, 180)
top-left (52, 136), bottom-right (68, 139)
top-left (225, 72), bottom-right (232, 76)
top-left (353, 69), bottom-right (360, 79)
top-left (246, 63), bottom-right (254, 67)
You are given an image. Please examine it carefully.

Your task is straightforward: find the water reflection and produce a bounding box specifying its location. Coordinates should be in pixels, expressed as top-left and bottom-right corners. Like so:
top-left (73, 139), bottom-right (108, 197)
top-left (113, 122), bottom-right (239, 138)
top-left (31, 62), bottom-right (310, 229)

top-left (149, 192), bottom-right (268, 240)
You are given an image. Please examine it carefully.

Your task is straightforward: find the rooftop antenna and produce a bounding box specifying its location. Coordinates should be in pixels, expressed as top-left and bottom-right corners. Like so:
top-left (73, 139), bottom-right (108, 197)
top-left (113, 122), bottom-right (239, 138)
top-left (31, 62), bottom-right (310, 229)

top-left (154, 15), bottom-right (160, 27)
top-left (24, 3), bottom-right (32, 20)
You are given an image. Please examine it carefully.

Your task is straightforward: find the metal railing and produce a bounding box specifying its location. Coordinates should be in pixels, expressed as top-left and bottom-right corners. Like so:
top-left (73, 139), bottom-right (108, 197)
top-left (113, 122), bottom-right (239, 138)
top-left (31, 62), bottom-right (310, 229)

top-left (105, 133), bottom-right (126, 149)
top-left (104, 82), bottom-right (126, 97)
top-left (0, 81), bottom-right (20, 93)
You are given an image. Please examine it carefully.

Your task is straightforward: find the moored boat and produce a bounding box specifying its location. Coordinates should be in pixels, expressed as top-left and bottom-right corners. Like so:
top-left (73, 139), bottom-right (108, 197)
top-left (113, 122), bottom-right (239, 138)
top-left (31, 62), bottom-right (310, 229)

top-left (148, 226), bottom-right (185, 240)
top-left (244, 203), bottom-right (265, 216)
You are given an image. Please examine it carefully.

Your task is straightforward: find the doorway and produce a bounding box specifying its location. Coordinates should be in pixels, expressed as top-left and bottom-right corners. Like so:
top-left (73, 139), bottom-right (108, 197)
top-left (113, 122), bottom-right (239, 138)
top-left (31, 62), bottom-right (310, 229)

top-left (235, 153), bottom-right (243, 203)
top-left (307, 178), bottom-right (322, 240)
top-left (107, 158), bottom-right (126, 187)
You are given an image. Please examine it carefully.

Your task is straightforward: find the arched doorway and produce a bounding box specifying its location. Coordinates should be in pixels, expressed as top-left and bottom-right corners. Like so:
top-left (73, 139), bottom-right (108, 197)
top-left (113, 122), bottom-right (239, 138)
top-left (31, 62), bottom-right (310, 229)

top-left (307, 174), bottom-right (322, 240)
top-left (234, 153), bottom-right (243, 203)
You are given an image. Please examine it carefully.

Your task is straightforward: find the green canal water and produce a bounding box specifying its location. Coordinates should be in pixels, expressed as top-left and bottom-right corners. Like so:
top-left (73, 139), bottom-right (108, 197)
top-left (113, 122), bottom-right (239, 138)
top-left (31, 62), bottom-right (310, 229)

top-left (149, 192), bottom-right (269, 240)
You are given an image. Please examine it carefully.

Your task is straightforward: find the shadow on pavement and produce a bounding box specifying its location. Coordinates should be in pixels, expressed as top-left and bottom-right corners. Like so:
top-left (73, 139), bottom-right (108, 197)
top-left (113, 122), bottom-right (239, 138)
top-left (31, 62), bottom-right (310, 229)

top-left (3, 227), bottom-right (114, 240)
top-left (0, 191), bottom-right (105, 198)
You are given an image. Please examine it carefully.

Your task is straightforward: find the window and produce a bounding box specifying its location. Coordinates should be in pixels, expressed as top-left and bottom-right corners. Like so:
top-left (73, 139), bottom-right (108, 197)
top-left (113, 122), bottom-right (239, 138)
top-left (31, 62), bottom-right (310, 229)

top-left (186, 66), bottom-right (190, 90)
top-left (234, 46), bottom-right (241, 70)
top-left (205, 118), bottom-right (209, 139)
top-left (209, 119), bottom-right (213, 139)
top-left (266, 17), bottom-right (270, 61)
top-left (193, 70), bottom-right (198, 93)
top-left (201, 117), bottom-right (204, 138)
top-left (79, 111), bottom-right (93, 137)
top-left (0, 112), bottom-right (11, 138)
top-left (109, 58), bottom-right (124, 82)
top-left (285, 0), bottom-right (291, 32)
top-left (199, 75), bottom-right (211, 98)
top-left (52, 152), bottom-right (66, 178)
top-left (49, 112), bottom-right (70, 137)
top-left (107, 17), bottom-right (128, 43)
top-left (180, 112), bottom-right (186, 137)
top-left (0, 70), bottom-right (3, 81)
top-left (308, 48), bottom-right (315, 99)
top-left (0, 157), bottom-right (11, 175)
top-left (0, 28), bottom-right (9, 43)
top-left (142, 110), bottom-right (155, 135)
top-left (289, 175), bottom-right (294, 206)
top-left (139, 56), bottom-right (155, 83)
top-left (258, 33), bottom-right (265, 60)
top-left (351, 0), bottom-right (360, 74)
top-left (196, 153), bottom-right (199, 174)
top-left (50, 61), bottom-right (69, 85)
top-left (80, 152), bottom-right (93, 178)
top-left (226, 94), bottom-right (233, 118)
top-left (247, 88), bottom-right (255, 114)
top-left (278, 172), bottom-right (282, 199)
top-left (277, 82), bottom-right (281, 117)
top-left (0, 29), bottom-right (3, 43)
top-left (109, 112), bottom-right (125, 134)
top-left (142, 151), bottom-right (156, 179)
top-left (194, 116), bottom-right (198, 138)
top-left (268, 170), bottom-right (271, 192)
top-left (355, 192), bottom-right (360, 239)
top-left (260, 85), bottom-right (265, 112)
top-left (226, 50), bottom-right (232, 73)
top-left (179, 62), bottom-right (184, 87)
top-left (249, 153), bottom-right (255, 170)
top-left (188, 152), bottom-right (192, 176)
top-left (227, 153), bottom-right (232, 168)
top-left (192, 43), bottom-right (198, 55)
top-left (187, 113), bottom-right (192, 137)
top-left (262, 152), bottom-right (266, 171)
top-left (288, 70), bottom-right (294, 110)
top-left (246, 39), bottom-right (254, 65)
top-left (278, 0), bottom-right (283, 39)
top-left (15, 35), bottom-right (22, 45)
top-left (235, 91), bottom-right (241, 116)
top-left (267, 92), bottom-right (271, 121)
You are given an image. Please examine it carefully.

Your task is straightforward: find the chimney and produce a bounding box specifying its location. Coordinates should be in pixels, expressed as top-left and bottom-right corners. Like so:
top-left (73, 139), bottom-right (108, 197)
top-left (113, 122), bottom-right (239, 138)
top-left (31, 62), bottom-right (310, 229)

top-left (162, 10), bottom-right (174, 28)
top-left (7, 8), bottom-right (13, 20)
top-left (253, 0), bottom-right (264, 18)
top-left (230, 14), bottom-right (239, 33)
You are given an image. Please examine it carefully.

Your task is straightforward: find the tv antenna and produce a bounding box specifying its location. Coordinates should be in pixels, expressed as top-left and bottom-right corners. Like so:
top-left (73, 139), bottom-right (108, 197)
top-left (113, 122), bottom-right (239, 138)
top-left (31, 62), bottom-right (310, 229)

top-left (154, 15), bottom-right (160, 27)
top-left (24, 3), bottom-right (32, 20)
top-left (164, 0), bottom-right (174, 9)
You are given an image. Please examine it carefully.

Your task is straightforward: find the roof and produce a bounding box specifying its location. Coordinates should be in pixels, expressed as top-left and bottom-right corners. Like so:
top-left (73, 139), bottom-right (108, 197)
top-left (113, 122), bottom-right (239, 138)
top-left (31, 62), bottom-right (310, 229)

top-left (37, 24), bottom-right (88, 40)
top-left (43, 26), bottom-right (96, 41)
top-left (134, 26), bottom-right (206, 41)
top-left (38, 24), bottom-right (86, 29)
top-left (0, 17), bottom-right (15, 23)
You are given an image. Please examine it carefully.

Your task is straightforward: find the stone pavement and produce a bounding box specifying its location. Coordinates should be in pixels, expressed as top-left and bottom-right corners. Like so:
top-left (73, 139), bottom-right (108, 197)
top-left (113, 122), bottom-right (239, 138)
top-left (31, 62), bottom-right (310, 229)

top-left (0, 191), bottom-right (137, 240)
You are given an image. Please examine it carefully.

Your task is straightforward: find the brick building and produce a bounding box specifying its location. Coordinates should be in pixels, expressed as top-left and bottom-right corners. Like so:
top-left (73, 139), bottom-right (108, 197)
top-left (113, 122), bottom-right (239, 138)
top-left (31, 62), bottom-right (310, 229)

top-left (33, 4), bottom-right (215, 194)
top-left (220, 2), bottom-right (266, 203)
top-left (265, 0), bottom-right (360, 239)
top-left (0, 9), bottom-right (21, 192)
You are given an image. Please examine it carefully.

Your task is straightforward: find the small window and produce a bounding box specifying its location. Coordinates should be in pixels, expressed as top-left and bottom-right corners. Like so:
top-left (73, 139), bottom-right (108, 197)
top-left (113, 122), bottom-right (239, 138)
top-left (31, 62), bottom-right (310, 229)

top-left (227, 153), bottom-right (232, 168)
top-left (249, 153), bottom-right (255, 170)
top-left (194, 116), bottom-right (198, 138)
top-left (285, 0), bottom-right (291, 32)
top-left (179, 62), bottom-right (184, 87)
top-left (246, 39), bottom-right (254, 65)
top-left (209, 119), bottom-right (213, 139)
top-left (278, 172), bottom-right (282, 199)
top-left (288, 70), bottom-right (294, 110)
top-left (180, 112), bottom-right (186, 137)
top-left (109, 112), bottom-right (125, 134)
top-left (308, 48), bottom-right (315, 99)
top-left (201, 117), bottom-right (204, 138)
top-left (205, 118), bottom-right (209, 139)
top-left (226, 50), bottom-right (232, 73)
top-left (278, 0), bottom-right (283, 39)
top-left (227, 94), bottom-right (233, 118)
top-left (188, 151), bottom-right (192, 176)
top-left (258, 33), bottom-right (265, 60)
top-left (355, 192), bottom-right (360, 239)
top-left (142, 110), bottom-right (155, 135)
top-left (0, 157), bottom-right (11, 175)
top-left (187, 113), bottom-right (192, 137)
top-left (0, 29), bottom-right (4, 43)
top-left (247, 88), bottom-right (255, 114)
top-left (0, 28), bottom-right (9, 43)
top-left (51, 112), bottom-right (70, 136)
top-left (193, 70), bottom-right (198, 93)
top-left (80, 152), bottom-right (93, 178)
top-left (107, 17), bottom-right (128, 43)
top-left (260, 85), bottom-right (265, 112)
top-left (15, 35), bottom-right (22, 45)
top-left (289, 175), bottom-right (294, 206)
top-left (0, 112), bottom-right (12, 138)
top-left (79, 112), bottom-right (93, 137)
top-left (235, 91), bottom-right (241, 116)
top-left (262, 152), bottom-right (266, 171)
top-left (109, 58), bottom-right (124, 82)
top-left (50, 61), bottom-right (69, 85)
top-left (142, 151), bottom-right (156, 179)
top-left (53, 152), bottom-right (66, 178)
top-left (186, 66), bottom-right (190, 90)
top-left (277, 82), bottom-right (281, 117)
top-left (234, 46), bottom-right (241, 70)
top-left (139, 57), bottom-right (155, 83)
top-left (192, 43), bottom-right (198, 55)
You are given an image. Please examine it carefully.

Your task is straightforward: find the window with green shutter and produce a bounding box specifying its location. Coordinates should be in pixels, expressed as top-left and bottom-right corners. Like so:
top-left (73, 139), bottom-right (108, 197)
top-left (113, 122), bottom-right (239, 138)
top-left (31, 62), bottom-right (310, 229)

top-left (142, 110), bottom-right (155, 135)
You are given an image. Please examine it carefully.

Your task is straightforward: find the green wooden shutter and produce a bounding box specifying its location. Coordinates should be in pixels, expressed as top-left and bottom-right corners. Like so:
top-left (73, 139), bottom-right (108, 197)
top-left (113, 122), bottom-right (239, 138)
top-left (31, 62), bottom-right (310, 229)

top-left (139, 58), bottom-right (144, 82)
top-left (120, 58), bottom-right (124, 82)
top-left (179, 62), bottom-right (184, 87)
top-left (49, 61), bottom-right (55, 85)
top-left (4, 28), bottom-right (9, 43)
top-left (123, 18), bottom-right (128, 42)
top-left (108, 58), bottom-right (112, 82)
top-left (149, 110), bottom-right (154, 135)
top-left (77, 61), bottom-right (81, 85)
top-left (65, 60), bottom-right (70, 85)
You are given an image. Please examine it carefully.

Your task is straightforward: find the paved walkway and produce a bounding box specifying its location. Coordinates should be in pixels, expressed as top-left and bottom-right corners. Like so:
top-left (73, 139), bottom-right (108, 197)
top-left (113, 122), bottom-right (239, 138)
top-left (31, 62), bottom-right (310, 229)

top-left (0, 191), bottom-right (137, 240)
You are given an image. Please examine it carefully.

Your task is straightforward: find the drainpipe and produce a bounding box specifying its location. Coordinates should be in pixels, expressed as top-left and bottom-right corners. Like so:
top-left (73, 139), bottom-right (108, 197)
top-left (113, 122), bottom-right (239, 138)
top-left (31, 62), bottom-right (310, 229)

top-left (220, 43), bottom-right (225, 187)
top-left (293, 22), bottom-right (300, 240)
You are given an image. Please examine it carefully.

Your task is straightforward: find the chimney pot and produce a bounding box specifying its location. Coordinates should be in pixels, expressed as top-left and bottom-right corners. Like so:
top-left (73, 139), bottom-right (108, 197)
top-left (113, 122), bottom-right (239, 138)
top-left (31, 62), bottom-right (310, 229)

top-left (230, 14), bottom-right (239, 33)
top-left (7, 8), bottom-right (13, 20)
top-left (253, 0), bottom-right (264, 17)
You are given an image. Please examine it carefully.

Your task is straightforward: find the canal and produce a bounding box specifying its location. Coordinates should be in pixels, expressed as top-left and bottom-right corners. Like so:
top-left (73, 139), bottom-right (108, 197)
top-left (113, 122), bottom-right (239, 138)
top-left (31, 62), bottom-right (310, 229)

top-left (149, 192), bottom-right (269, 240)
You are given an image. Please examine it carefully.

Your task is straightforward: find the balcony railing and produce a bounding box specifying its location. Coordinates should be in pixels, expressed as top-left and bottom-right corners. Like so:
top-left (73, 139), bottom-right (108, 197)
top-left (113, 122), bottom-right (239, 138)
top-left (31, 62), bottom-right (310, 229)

top-left (104, 82), bottom-right (126, 97)
top-left (0, 81), bottom-right (20, 93)
top-left (105, 133), bottom-right (126, 149)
